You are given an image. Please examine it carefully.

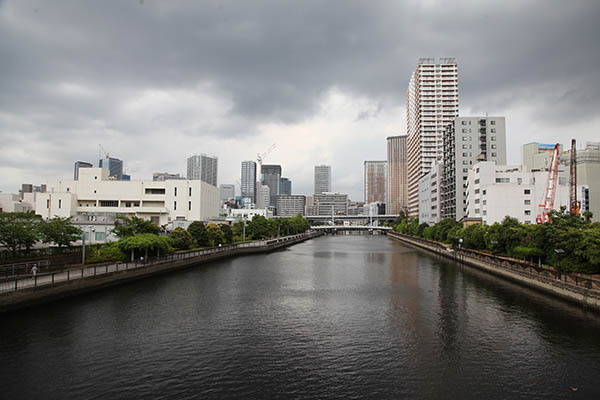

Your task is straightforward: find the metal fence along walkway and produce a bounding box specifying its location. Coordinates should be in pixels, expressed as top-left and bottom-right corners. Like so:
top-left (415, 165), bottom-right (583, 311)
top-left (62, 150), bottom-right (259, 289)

top-left (0, 233), bottom-right (314, 295)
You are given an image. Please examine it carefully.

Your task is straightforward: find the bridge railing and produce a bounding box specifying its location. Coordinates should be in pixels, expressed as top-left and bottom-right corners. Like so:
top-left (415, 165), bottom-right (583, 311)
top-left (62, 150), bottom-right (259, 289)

top-left (0, 231), bottom-right (320, 295)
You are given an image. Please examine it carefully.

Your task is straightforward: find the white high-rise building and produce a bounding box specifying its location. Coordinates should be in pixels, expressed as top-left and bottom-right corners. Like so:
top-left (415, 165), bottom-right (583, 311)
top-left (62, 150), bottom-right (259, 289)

top-left (187, 154), bottom-right (218, 186)
top-left (406, 58), bottom-right (459, 218)
top-left (314, 165), bottom-right (331, 194)
top-left (255, 184), bottom-right (270, 210)
top-left (441, 116), bottom-right (507, 221)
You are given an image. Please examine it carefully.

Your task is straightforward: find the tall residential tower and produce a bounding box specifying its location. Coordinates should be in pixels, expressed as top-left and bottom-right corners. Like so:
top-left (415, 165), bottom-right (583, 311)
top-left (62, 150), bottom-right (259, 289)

top-left (386, 135), bottom-right (408, 214)
top-left (406, 58), bottom-right (458, 217)
top-left (364, 161), bottom-right (387, 204)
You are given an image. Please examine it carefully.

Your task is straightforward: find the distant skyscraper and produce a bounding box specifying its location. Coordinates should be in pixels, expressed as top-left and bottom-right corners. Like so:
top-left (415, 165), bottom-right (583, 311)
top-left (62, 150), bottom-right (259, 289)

top-left (406, 58), bottom-right (458, 217)
top-left (241, 161), bottom-right (257, 204)
top-left (261, 164), bottom-right (282, 206)
top-left (364, 161), bottom-right (387, 204)
top-left (280, 177), bottom-right (292, 195)
top-left (314, 165), bottom-right (331, 194)
top-left (99, 157), bottom-right (124, 180)
top-left (187, 154), bottom-right (218, 186)
top-left (387, 135), bottom-right (408, 214)
top-left (256, 184), bottom-right (270, 210)
top-left (74, 161), bottom-right (93, 180)
top-left (219, 184), bottom-right (235, 202)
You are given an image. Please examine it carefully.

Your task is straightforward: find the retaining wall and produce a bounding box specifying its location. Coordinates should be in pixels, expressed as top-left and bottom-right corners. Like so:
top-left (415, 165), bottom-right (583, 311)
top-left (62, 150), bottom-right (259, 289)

top-left (388, 232), bottom-right (600, 312)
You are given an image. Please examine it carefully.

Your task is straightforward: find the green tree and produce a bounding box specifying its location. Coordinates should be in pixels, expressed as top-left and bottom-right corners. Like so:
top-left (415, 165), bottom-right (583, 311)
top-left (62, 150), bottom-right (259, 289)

top-left (38, 216), bottom-right (83, 248)
top-left (247, 215), bottom-right (271, 240)
top-left (188, 221), bottom-right (209, 247)
top-left (0, 212), bottom-right (41, 256)
top-left (112, 216), bottom-right (160, 238)
top-left (117, 233), bottom-right (173, 261)
top-left (169, 227), bottom-right (193, 250)
top-left (219, 224), bottom-right (233, 244)
top-left (206, 222), bottom-right (225, 246)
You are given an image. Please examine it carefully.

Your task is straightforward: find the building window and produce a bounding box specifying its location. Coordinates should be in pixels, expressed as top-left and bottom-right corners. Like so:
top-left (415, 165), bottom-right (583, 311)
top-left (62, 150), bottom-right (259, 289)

top-left (524, 200), bottom-right (531, 205)
top-left (474, 199), bottom-right (480, 204)
top-left (491, 120), bottom-right (496, 125)
top-left (491, 128), bottom-right (496, 133)
top-left (491, 144), bottom-right (497, 149)
top-left (491, 136), bottom-right (496, 141)
top-left (524, 189), bottom-right (531, 194)
top-left (462, 121), bottom-right (467, 125)
top-left (524, 210), bottom-right (531, 215)
top-left (483, 200), bottom-right (486, 205)
top-left (496, 178), bottom-right (510, 183)
top-left (474, 179), bottom-right (480, 184)
top-left (463, 168), bottom-right (468, 173)
top-left (463, 161), bottom-right (468, 165)
top-left (99, 200), bottom-right (118, 207)
top-left (483, 190), bottom-right (486, 195)
top-left (174, 201), bottom-right (177, 210)
top-left (462, 128), bottom-right (467, 133)
top-left (189, 187), bottom-right (192, 196)
top-left (517, 178), bottom-right (522, 184)
top-left (145, 188), bottom-right (166, 195)
top-left (94, 176), bottom-right (97, 180)
top-left (475, 208), bottom-right (480, 214)
top-left (189, 201), bottom-right (191, 211)
top-left (475, 189), bottom-right (480, 194)
top-left (492, 153), bottom-right (497, 157)
top-left (462, 137), bottom-right (468, 141)
top-left (46, 199), bottom-right (50, 208)
top-left (483, 210), bottom-right (487, 215)
top-left (463, 144), bottom-right (468, 149)
top-left (58, 199), bottom-right (62, 208)
top-left (95, 232), bottom-right (105, 241)
top-left (174, 187), bottom-right (177, 196)
top-left (462, 152), bottom-right (468, 157)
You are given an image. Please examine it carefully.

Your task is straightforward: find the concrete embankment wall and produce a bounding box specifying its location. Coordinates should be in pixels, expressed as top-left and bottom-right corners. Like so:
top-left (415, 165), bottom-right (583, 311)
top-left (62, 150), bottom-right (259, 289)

top-left (0, 231), bottom-right (323, 313)
top-left (388, 232), bottom-right (600, 312)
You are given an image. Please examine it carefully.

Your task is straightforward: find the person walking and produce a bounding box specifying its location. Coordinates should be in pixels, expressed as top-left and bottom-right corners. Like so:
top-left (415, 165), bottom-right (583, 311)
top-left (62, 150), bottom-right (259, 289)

top-left (30, 264), bottom-right (39, 280)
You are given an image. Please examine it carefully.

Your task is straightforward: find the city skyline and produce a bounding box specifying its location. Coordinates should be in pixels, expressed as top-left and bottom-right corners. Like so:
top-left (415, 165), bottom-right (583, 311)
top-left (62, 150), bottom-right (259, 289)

top-left (1, 1), bottom-right (599, 201)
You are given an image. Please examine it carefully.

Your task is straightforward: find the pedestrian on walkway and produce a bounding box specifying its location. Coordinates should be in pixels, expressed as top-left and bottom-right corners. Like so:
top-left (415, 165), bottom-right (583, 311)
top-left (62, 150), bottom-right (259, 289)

top-left (30, 264), bottom-right (39, 280)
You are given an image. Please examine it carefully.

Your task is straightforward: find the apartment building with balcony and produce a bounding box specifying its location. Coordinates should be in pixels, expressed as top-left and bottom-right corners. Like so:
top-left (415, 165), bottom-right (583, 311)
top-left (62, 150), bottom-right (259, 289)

top-left (406, 58), bottom-right (458, 217)
top-left (441, 117), bottom-right (506, 221)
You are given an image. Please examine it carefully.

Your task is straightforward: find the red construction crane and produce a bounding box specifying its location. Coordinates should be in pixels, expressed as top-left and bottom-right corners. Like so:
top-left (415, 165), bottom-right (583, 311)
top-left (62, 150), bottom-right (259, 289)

top-left (569, 139), bottom-right (580, 216)
top-left (536, 143), bottom-right (560, 224)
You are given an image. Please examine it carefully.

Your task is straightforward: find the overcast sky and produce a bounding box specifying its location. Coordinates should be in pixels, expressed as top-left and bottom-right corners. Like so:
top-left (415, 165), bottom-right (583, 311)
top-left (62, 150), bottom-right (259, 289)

top-left (1, 0), bottom-right (599, 200)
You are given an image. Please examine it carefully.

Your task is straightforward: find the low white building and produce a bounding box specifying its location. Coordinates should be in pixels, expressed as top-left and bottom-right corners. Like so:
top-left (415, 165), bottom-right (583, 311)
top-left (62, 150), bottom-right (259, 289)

top-left (35, 168), bottom-right (220, 227)
top-left (227, 208), bottom-right (272, 222)
top-left (466, 161), bottom-right (574, 225)
top-left (0, 193), bottom-right (34, 213)
top-left (418, 162), bottom-right (442, 225)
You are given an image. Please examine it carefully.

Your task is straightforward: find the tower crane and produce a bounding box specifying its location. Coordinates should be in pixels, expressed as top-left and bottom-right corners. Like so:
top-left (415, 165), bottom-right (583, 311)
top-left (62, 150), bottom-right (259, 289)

top-left (256, 143), bottom-right (276, 169)
top-left (569, 139), bottom-right (580, 216)
top-left (98, 144), bottom-right (110, 161)
top-left (536, 143), bottom-right (560, 224)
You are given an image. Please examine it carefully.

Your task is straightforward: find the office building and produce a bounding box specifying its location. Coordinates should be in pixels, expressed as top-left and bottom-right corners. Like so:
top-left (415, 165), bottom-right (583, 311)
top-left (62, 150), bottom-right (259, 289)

top-left (99, 156), bottom-right (125, 180)
top-left (314, 192), bottom-right (348, 216)
top-left (406, 58), bottom-right (459, 217)
top-left (219, 184), bottom-right (235, 202)
top-left (261, 164), bottom-right (282, 207)
top-left (441, 117), bottom-right (507, 221)
top-left (418, 162), bottom-right (442, 225)
top-left (153, 172), bottom-right (185, 181)
top-left (74, 161), bottom-right (93, 180)
top-left (465, 161), bottom-right (573, 225)
top-left (314, 165), bottom-right (331, 194)
top-left (305, 196), bottom-right (317, 216)
top-left (386, 135), bottom-right (408, 214)
top-left (280, 177), bottom-right (292, 195)
top-left (522, 142), bottom-right (563, 171)
top-left (187, 154), bottom-right (218, 186)
top-left (275, 195), bottom-right (306, 217)
top-left (240, 161), bottom-right (257, 204)
top-left (364, 160), bottom-right (387, 204)
top-left (256, 184), bottom-right (270, 210)
top-left (35, 168), bottom-right (220, 228)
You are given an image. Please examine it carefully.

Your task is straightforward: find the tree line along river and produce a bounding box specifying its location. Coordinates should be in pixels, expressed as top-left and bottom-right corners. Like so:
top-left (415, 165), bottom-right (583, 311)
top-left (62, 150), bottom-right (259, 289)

top-left (1, 235), bottom-right (600, 399)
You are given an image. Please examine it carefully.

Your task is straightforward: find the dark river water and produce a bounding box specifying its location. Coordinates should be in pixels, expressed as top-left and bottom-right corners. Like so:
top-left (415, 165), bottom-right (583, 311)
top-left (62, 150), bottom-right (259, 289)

top-left (2, 235), bottom-right (600, 399)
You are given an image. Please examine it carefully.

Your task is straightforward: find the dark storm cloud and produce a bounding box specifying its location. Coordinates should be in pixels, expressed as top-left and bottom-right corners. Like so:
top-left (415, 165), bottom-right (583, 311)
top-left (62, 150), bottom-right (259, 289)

top-left (1, 0), bottom-right (599, 193)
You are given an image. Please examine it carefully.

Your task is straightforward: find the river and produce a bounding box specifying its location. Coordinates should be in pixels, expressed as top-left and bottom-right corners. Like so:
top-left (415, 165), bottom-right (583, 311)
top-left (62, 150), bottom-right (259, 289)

top-left (2, 235), bottom-right (600, 399)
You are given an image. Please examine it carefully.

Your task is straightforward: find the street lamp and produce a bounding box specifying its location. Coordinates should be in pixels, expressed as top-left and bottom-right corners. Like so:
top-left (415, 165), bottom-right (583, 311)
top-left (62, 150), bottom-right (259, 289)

top-left (82, 225), bottom-right (93, 264)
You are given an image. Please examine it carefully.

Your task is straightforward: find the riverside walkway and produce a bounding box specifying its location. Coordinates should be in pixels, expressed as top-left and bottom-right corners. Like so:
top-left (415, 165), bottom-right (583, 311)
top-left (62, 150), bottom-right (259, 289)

top-left (0, 232), bottom-right (320, 298)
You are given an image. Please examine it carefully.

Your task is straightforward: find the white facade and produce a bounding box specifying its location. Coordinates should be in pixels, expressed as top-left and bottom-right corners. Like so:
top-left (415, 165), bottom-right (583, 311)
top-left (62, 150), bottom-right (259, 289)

top-left (0, 193), bottom-right (34, 213)
top-left (418, 162), bottom-right (442, 225)
top-left (441, 116), bottom-right (507, 221)
top-left (314, 165), bottom-right (331, 194)
top-left (406, 58), bottom-right (459, 217)
top-left (255, 184), bottom-right (270, 210)
top-left (314, 192), bottom-right (348, 216)
top-left (35, 168), bottom-right (220, 226)
top-left (227, 208), bottom-right (272, 221)
top-left (466, 162), bottom-right (573, 225)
